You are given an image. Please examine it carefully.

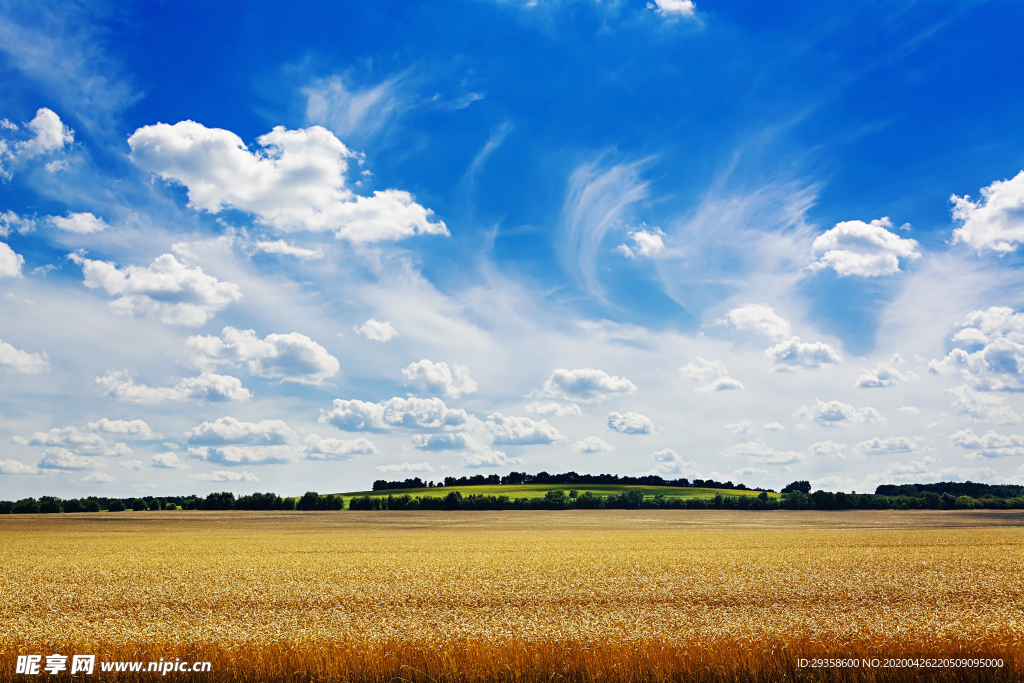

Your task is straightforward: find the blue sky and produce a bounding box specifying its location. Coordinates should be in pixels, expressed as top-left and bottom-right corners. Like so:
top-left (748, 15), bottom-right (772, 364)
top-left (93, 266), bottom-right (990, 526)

top-left (1, 0), bottom-right (1024, 497)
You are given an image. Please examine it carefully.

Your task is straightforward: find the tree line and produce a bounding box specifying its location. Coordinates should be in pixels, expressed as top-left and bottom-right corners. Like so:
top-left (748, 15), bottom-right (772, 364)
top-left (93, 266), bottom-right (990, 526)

top-left (373, 470), bottom-right (773, 492)
top-left (0, 491), bottom-right (342, 514)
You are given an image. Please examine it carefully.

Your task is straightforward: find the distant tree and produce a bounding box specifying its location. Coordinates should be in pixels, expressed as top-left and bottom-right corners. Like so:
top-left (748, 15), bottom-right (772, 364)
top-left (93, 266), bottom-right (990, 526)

top-left (297, 491), bottom-right (321, 511)
top-left (202, 492), bottom-right (235, 510)
top-left (39, 496), bottom-right (63, 514)
top-left (782, 481), bottom-right (812, 495)
top-left (543, 489), bottom-right (567, 509)
top-left (63, 499), bottom-right (82, 513)
top-left (955, 495), bottom-right (975, 509)
top-left (12, 498), bottom-right (39, 514)
top-left (149, 498), bottom-right (163, 511)
top-left (443, 491), bottom-right (463, 510)
top-left (131, 498), bottom-right (147, 511)
top-left (84, 500), bottom-right (101, 513)
top-left (0, 500), bottom-right (13, 514)
top-left (108, 500), bottom-right (126, 512)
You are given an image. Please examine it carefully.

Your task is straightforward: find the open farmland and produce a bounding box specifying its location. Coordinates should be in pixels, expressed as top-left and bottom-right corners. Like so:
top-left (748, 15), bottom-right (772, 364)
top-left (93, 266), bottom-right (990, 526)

top-left (1, 510), bottom-right (1022, 682)
top-left (336, 483), bottom-right (777, 501)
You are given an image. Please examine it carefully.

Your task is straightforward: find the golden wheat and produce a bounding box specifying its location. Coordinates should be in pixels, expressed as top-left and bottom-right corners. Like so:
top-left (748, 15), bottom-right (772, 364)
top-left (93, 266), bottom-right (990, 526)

top-left (1, 510), bottom-right (1021, 681)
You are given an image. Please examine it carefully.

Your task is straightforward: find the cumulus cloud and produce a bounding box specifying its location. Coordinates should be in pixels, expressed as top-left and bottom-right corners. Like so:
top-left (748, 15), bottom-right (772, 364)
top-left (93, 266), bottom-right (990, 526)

top-left (951, 170), bottom-right (1024, 253)
top-left (856, 354), bottom-right (917, 388)
top-left (81, 472), bottom-right (116, 483)
top-left (95, 371), bottom-right (251, 403)
top-left (0, 242), bottom-right (25, 278)
top-left (49, 212), bottom-right (108, 234)
top-left (571, 436), bottom-right (613, 454)
top-left (810, 218), bottom-right (921, 277)
top-left (321, 397), bottom-right (469, 432)
top-left (723, 440), bottom-right (803, 465)
top-left (0, 459), bottom-right (38, 474)
top-left (647, 0), bottom-right (695, 17)
top-left (186, 326), bottom-right (340, 384)
top-left (808, 440), bottom-right (847, 459)
top-left (354, 318), bottom-right (398, 342)
top-left (411, 432), bottom-right (476, 451)
top-left (184, 418), bottom-right (297, 466)
top-left (376, 461), bottom-right (434, 473)
top-left (0, 210), bottom-right (36, 236)
top-left (855, 436), bottom-right (918, 455)
top-left (151, 452), bottom-right (189, 469)
top-left (525, 402), bottom-right (582, 417)
top-left (724, 420), bottom-right (751, 435)
top-left (537, 367), bottom-right (637, 403)
top-left (651, 448), bottom-right (694, 475)
top-left (796, 399), bottom-right (885, 427)
top-left (304, 434), bottom-right (378, 459)
top-left (252, 240), bottom-right (323, 260)
top-left (85, 419), bottom-right (161, 440)
top-left (12, 427), bottom-right (129, 456)
top-left (717, 303), bottom-right (791, 340)
top-left (929, 307), bottom-right (1024, 391)
top-left (118, 460), bottom-right (144, 471)
top-left (617, 227), bottom-right (665, 258)
top-left (606, 411), bottom-right (656, 435)
top-left (679, 358), bottom-right (744, 392)
top-left (401, 359), bottom-right (478, 398)
top-left (765, 337), bottom-right (841, 370)
top-left (190, 470), bottom-right (259, 482)
top-left (464, 449), bottom-right (521, 469)
top-left (949, 428), bottom-right (1024, 459)
top-left (763, 422), bottom-right (785, 432)
top-left (898, 406), bottom-right (921, 415)
top-left (0, 108), bottom-right (73, 177)
top-left (38, 448), bottom-right (107, 471)
top-left (947, 385), bottom-right (1020, 424)
top-left (128, 120), bottom-right (448, 243)
top-left (866, 456), bottom-right (939, 484)
top-left (187, 446), bottom-right (292, 466)
top-left (486, 413), bottom-right (565, 445)
top-left (70, 253), bottom-right (242, 326)
top-left (0, 338), bottom-right (48, 373)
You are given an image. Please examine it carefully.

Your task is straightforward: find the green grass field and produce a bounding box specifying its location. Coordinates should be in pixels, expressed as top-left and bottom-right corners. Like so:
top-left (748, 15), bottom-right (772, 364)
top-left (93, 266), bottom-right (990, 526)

top-left (333, 483), bottom-right (779, 500)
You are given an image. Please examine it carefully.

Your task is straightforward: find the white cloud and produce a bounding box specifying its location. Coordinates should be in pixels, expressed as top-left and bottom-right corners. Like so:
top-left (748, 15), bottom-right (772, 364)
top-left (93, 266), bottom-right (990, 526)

top-left (411, 432), bottom-right (476, 451)
top-left (304, 73), bottom-right (410, 142)
top-left (0, 338), bottom-right (48, 373)
top-left (607, 411), bottom-right (656, 435)
top-left (321, 396), bottom-right (469, 432)
top-left (0, 210), bottom-right (36, 236)
top-left (810, 218), bottom-right (921, 277)
top-left (486, 413), bottom-right (565, 445)
top-left (401, 359), bottom-right (478, 398)
top-left (48, 212), bottom-right (108, 234)
top-left (856, 354), bottom-right (917, 388)
top-left (70, 253), bottom-right (242, 327)
top-left (186, 417), bottom-right (295, 446)
top-left (95, 371), bottom-right (251, 403)
top-left (717, 304), bottom-right (791, 340)
top-left (898, 406), bottom-right (921, 415)
top-left (723, 440), bottom-right (804, 465)
top-left (128, 120), bottom-right (448, 243)
top-left (118, 460), bottom-right (143, 471)
top-left (647, 0), bottom-right (696, 17)
top-left (85, 419), bottom-right (161, 440)
top-left (525, 402), bottom-right (582, 417)
top-left (951, 170), bottom-right (1024, 253)
top-left (796, 399), bottom-right (885, 427)
top-left (252, 240), bottom-right (323, 260)
top-left (150, 452), bottom-right (189, 469)
top-left (12, 426), bottom-right (129, 456)
top-left (866, 456), bottom-right (939, 484)
top-left (947, 385), bottom-right (1020, 424)
top-left (0, 108), bottom-right (73, 177)
top-left (189, 470), bottom-right (259, 482)
top-left (763, 422), bottom-right (785, 432)
top-left (0, 241), bottom-right (25, 278)
top-left (765, 337), bottom-right (842, 370)
top-left (38, 448), bottom-right (107, 471)
top-left (185, 326), bottom-right (340, 384)
top-left (81, 472), bottom-right (116, 483)
top-left (538, 367), bottom-right (637, 403)
top-left (724, 420), bottom-right (751, 435)
top-left (651, 448), bottom-right (695, 475)
top-left (0, 459), bottom-right (38, 474)
top-left (617, 227), bottom-right (665, 258)
top-left (949, 428), bottom-right (1024, 459)
top-left (679, 357), bottom-right (745, 392)
top-left (855, 436), bottom-right (918, 456)
top-left (376, 461), bottom-right (434, 473)
top-left (303, 434), bottom-right (378, 459)
top-left (929, 307), bottom-right (1024, 391)
top-left (187, 445), bottom-right (292, 466)
top-left (808, 440), bottom-right (847, 459)
top-left (354, 318), bottom-right (398, 342)
top-left (464, 449), bottom-right (520, 469)
top-left (571, 436), bottom-right (613, 454)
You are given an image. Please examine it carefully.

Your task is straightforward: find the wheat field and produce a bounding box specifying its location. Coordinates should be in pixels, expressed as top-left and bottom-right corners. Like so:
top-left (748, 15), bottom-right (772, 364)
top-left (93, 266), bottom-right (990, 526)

top-left (1, 510), bottom-right (1022, 681)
